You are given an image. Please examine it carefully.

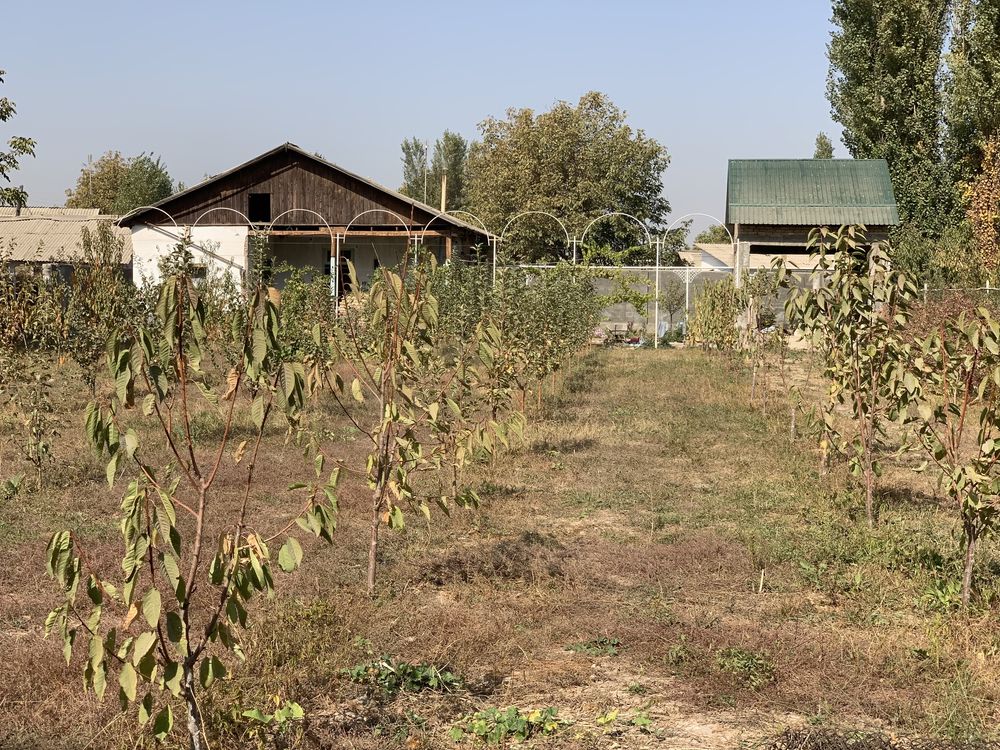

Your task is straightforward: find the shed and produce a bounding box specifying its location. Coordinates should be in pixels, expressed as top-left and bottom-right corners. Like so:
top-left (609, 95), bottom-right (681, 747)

top-left (725, 159), bottom-right (899, 267)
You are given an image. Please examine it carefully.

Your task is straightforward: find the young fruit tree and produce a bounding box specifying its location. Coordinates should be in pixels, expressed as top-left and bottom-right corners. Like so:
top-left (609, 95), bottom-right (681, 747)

top-left (783, 226), bottom-right (916, 527)
top-left (905, 309), bottom-right (1000, 606)
top-left (334, 259), bottom-right (509, 597)
top-left (44, 242), bottom-right (338, 749)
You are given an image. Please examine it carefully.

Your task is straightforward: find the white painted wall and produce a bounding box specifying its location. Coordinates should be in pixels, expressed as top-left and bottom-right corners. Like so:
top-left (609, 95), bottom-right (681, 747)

top-left (131, 224), bottom-right (248, 286)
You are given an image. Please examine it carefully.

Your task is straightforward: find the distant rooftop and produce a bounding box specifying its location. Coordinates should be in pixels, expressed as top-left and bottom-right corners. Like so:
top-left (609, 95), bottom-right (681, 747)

top-left (0, 207), bottom-right (101, 218)
top-left (0, 207), bottom-right (131, 264)
top-left (726, 159), bottom-right (899, 227)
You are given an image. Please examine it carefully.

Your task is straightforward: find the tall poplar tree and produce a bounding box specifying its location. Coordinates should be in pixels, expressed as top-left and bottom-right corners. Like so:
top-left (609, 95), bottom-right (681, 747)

top-left (827, 0), bottom-right (954, 232)
top-left (945, 0), bottom-right (1000, 185)
top-left (399, 130), bottom-right (468, 210)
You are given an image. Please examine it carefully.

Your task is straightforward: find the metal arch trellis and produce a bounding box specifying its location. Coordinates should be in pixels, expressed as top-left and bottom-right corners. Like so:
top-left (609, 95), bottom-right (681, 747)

top-left (418, 209), bottom-right (498, 272)
top-left (577, 211), bottom-right (653, 253)
top-left (117, 205), bottom-right (253, 278)
top-left (264, 208), bottom-right (337, 302)
top-left (498, 210), bottom-right (571, 285)
top-left (340, 208), bottom-right (415, 294)
top-left (575, 211), bottom-right (663, 348)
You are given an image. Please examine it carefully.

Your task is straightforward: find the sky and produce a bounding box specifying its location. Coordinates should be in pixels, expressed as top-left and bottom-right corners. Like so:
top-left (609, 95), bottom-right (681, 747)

top-left (2, 0), bottom-right (839, 237)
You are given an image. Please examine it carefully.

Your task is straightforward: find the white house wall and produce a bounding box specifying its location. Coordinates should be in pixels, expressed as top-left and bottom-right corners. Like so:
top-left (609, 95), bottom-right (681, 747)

top-left (131, 224), bottom-right (248, 286)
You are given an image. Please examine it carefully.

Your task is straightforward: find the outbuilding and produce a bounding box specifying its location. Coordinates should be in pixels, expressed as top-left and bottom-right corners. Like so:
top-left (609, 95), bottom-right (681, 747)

top-left (725, 159), bottom-right (900, 270)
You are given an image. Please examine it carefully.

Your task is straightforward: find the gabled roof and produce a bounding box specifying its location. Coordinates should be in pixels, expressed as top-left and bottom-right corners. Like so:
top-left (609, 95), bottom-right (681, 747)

top-left (726, 159), bottom-right (899, 227)
top-left (0, 208), bottom-right (131, 264)
top-left (122, 142), bottom-right (489, 237)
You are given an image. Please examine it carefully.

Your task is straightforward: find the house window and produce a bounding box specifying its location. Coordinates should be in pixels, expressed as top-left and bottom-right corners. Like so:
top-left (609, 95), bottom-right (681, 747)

top-left (248, 193), bottom-right (271, 223)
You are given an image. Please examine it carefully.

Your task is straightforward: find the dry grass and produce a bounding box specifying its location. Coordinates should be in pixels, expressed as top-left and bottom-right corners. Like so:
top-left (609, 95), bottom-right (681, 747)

top-left (1, 347), bottom-right (999, 749)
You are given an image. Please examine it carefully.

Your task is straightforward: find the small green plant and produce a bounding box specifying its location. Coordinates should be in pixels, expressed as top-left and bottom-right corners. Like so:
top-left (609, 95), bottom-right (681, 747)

top-left (665, 637), bottom-right (691, 668)
top-left (716, 647), bottom-right (775, 689)
top-left (567, 636), bottom-right (622, 656)
top-left (921, 578), bottom-right (964, 612)
top-left (344, 656), bottom-right (461, 696)
top-left (0, 472), bottom-right (23, 502)
top-left (450, 707), bottom-right (565, 744)
top-left (240, 698), bottom-right (304, 748)
top-left (630, 711), bottom-right (658, 735)
top-left (595, 707), bottom-right (619, 727)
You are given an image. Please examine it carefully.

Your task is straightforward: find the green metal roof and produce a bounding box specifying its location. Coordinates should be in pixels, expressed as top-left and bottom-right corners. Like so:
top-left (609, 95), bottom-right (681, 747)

top-left (726, 159), bottom-right (899, 227)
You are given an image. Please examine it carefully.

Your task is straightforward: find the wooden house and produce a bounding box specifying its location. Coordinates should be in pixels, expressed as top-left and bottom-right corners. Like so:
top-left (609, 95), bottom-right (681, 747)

top-left (122, 143), bottom-right (489, 289)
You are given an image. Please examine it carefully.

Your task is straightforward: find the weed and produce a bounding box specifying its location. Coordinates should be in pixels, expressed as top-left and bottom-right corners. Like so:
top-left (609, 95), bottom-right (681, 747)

top-left (716, 647), bottom-right (775, 689)
top-left (920, 578), bottom-right (963, 613)
top-left (0, 472), bottom-right (23, 502)
top-left (344, 656), bottom-right (461, 696)
top-left (450, 707), bottom-right (565, 744)
top-left (627, 682), bottom-right (647, 695)
top-left (665, 637), bottom-right (692, 668)
top-left (567, 636), bottom-right (622, 657)
top-left (239, 698), bottom-right (304, 748)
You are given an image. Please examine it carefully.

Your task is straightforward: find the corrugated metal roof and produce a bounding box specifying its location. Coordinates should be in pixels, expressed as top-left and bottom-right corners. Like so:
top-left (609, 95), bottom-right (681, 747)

top-left (0, 207), bottom-right (100, 218)
top-left (0, 209), bottom-right (132, 264)
top-left (726, 159), bottom-right (899, 227)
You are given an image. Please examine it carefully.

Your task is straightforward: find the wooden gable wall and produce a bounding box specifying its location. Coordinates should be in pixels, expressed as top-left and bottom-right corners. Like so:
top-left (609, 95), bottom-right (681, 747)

top-left (150, 150), bottom-right (439, 228)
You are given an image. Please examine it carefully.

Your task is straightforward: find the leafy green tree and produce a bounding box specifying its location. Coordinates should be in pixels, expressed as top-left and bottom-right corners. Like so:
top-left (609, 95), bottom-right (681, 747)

top-left (335, 259), bottom-right (504, 596)
top-left (827, 0), bottom-right (955, 232)
top-left (814, 132), bottom-right (835, 159)
top-left (693, 225), bottom-right (731, 245)
top-left (465, 92), bottom-right (670, 261)
top-left (0, 69), bottom-right (36, 209)
top-left (399, 131), bottom-right (468, 210)
top-left (945, 0), bottom-right (1000, 185)
top-left (66, 151), bottom-right (174, 215)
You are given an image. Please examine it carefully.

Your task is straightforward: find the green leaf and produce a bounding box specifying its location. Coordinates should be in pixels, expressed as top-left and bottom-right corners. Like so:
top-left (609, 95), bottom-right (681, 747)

top-left (132, 631), bottom-right (156, 665)
top-left (152, 705), bottom-right (173, 740)
top-left (138, 692), bottom-right (153, 725)
top-left (251, 395), bottom-right (265, 430)
top-left (277, 537), bottom-right (303, 573)
top-left (119, 662), bottom-right (137, 702)
top-left (141, 588), bottom-right (161, 629)
top-left (163, 662), bottom-right (183, 696)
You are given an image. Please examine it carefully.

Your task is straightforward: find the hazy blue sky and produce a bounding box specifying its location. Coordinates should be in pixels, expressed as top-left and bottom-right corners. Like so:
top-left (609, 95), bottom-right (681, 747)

top-left (3, 0), bottom-right (838, 235)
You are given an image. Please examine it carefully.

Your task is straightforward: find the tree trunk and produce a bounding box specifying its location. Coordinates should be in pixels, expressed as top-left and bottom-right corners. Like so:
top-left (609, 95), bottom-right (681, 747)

top-left (789, 405), bottom-right (797, 443)
top-left (367, 498), bottom-right (380, 598)
top-left (864, 453), bottom-right (875, 528)
top-left (961, 521), bottom-right (977, 607)
top-left (183, 664), bottom-right (204, 750)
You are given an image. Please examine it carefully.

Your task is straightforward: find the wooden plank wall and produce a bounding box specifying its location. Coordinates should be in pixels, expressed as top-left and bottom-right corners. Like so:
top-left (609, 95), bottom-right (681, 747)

top-left (157, 151), bottom-right (443, 230)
